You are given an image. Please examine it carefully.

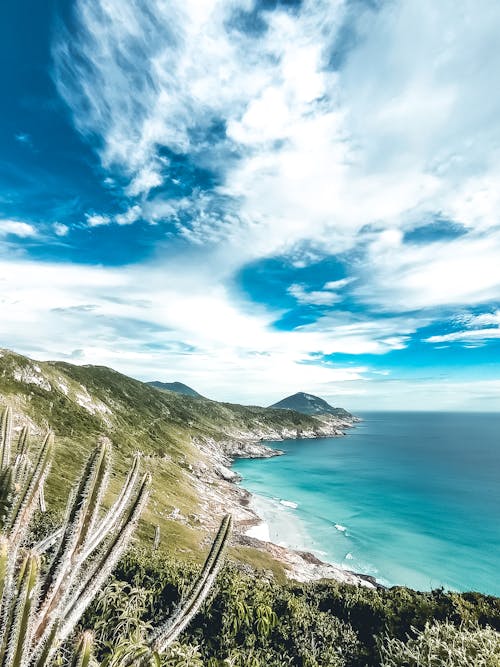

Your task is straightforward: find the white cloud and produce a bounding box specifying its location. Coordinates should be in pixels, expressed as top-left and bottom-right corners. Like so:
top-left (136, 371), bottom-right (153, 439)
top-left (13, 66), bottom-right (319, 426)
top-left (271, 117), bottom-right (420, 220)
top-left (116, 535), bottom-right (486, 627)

top-left (424, 309), bottom-right (500, 344)
top-left (288, 278), bottom-right (353, 306)
top-left (323, 278), bottom-right (353, 290)
top-left (53, 222), bottom-right (69, 237)
top-left (457, 310), bottom-right (500, 327)
top-left (288, 283), bottom-right (342, 306)
top-left (126, 168), bottom-right (163, 197)
top-left (115, 205), bottom-right (142, 226)
top-left (425, 329), bottom-right (500, 344)
top-left (356, 228), bottom-right (500, 310)
top-left (44, 0), bottom-right (500, 409)
top-left (0, 256), bottom-right (419, 403)
top-left (86, 213), bottom-right (111, 227)
top-left (0, 220), bottom-right (37, 238)
top-left (53, 0), bottom-right (500, 266)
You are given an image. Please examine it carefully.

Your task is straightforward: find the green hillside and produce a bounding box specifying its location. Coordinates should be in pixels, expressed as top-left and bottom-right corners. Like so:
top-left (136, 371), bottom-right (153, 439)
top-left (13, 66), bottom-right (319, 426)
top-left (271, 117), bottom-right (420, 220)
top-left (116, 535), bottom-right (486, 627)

top-left (0, 348), bottom-right (346, 571)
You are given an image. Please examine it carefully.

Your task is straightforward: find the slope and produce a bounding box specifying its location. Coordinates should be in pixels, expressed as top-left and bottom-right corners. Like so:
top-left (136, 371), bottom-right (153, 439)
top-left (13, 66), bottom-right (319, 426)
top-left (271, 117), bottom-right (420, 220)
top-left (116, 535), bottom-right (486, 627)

top-left (0, 348), bottom-right (354, 575)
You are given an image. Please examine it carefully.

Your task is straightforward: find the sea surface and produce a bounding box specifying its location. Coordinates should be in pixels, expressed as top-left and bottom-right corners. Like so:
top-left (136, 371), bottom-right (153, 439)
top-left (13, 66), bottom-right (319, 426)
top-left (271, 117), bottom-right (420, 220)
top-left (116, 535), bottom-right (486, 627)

top-left (232, 412), bottom-right (500, 595)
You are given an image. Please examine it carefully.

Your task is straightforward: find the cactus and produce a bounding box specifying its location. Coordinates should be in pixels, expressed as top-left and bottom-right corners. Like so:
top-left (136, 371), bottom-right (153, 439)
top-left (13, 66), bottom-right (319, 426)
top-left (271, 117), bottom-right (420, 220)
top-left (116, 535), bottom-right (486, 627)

top-left (0, 407), bottom-right (151, 666)
top-left (117, 513), bottom-right (232, 666)
top-left (0, 407), bottom-right (232, 666)
top-left (71, 632), bottom-right (95, 667)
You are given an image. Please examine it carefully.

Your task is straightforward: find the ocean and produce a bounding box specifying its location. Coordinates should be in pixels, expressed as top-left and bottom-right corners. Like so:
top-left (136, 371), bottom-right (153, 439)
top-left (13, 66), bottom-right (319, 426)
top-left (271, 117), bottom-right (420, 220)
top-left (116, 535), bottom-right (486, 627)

top-left (232, 412), bottom-right (500, 595)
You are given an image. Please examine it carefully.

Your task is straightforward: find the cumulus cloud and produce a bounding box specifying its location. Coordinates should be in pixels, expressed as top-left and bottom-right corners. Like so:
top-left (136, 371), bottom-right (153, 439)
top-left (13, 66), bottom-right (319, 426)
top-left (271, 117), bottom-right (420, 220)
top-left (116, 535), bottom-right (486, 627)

top-left (53, 222), bottom-right (69, 236)
top-left (86, 213), bottom-right (111, 227)
top-left (0, 220), bottom-right (37, 238)
top-left (115, 205), bottom-right (142, 226)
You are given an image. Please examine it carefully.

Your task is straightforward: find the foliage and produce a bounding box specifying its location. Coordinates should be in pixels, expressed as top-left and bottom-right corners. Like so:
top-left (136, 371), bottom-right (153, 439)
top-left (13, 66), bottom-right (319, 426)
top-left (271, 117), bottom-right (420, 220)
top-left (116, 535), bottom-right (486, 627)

top-left (378, 620), bottom-right (500, 666)
top-left (82, 548), bottom-right (500, 667)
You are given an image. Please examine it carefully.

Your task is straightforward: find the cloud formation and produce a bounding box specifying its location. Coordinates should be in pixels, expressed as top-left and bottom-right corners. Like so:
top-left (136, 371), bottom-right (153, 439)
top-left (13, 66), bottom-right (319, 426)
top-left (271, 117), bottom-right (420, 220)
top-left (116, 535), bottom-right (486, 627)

top-left (0, 0), bottom-right (498, 409)
top-left (0, 220), bottom-right (37, 238)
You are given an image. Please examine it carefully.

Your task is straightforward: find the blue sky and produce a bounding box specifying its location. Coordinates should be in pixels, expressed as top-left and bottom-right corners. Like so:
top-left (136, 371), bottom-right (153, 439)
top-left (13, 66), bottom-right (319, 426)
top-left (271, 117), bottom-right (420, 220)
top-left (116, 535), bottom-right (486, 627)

top-left (1, 0), bottom-right (500, 410)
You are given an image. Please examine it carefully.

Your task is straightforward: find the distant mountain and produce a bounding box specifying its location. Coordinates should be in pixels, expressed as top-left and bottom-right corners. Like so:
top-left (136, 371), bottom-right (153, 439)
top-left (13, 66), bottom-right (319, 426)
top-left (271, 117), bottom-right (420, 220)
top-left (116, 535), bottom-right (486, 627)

top-left (147, 380), bottom-right (203, 398)
top-left (270, 392), bottom-right (352, 418)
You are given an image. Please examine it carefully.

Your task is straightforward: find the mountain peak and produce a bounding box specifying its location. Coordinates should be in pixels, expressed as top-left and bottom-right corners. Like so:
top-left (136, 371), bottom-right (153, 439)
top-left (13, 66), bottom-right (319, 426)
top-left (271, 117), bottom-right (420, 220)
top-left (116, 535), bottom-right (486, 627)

top-left (147, 380), bottom-right (203, 398)
top-left (270, 392), bottom-right (351, 417)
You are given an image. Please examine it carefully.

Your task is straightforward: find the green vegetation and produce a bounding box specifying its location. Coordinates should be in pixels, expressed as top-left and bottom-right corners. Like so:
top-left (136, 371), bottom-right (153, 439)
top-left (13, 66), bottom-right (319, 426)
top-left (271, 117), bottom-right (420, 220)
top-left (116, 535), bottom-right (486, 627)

top-left (147, 381), bottom-right (204, 398)
top-left (0, 406), bottom-right (151, 665)
top-left (270, 391), bottom-right (352, 418)
top-left (1, 350), bottom-right (500, 666)
top-left (82, 550), bottom-right (500, 666)
top-left (379, 621), bottom-right (500, 666)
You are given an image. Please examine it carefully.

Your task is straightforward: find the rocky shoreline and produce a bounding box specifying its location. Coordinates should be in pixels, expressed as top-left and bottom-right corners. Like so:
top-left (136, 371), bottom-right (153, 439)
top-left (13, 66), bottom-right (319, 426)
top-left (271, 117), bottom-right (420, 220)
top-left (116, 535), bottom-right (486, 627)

top-left (189, 414), bottom-right (379, 588)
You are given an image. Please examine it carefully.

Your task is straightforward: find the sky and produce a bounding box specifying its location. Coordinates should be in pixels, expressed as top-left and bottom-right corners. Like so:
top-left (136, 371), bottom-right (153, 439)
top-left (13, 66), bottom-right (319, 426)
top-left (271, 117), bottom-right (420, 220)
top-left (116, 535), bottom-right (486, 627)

top-left (1, 0), bottom-right (500, 411)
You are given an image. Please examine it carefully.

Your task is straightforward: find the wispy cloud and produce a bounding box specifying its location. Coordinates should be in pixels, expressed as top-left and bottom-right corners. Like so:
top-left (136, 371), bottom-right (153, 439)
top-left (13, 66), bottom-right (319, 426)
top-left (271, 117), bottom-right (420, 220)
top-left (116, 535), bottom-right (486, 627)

top-left (53, 0), bottom-right (500, 260)
top-left (14, 132), bottom-right (34, 149)
top-left (425, 309), bottom-right (500, 345)
top-left (0, 256), bottom-right (373, 402)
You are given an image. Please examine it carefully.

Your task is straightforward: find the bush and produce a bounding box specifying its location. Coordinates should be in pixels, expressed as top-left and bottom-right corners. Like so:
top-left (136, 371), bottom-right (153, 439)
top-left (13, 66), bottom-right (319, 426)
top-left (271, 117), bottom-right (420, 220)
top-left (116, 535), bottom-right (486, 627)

top-left (83, 549), bottom-right (500, 667)
top-left (379, 620), bottom-right (500, 666)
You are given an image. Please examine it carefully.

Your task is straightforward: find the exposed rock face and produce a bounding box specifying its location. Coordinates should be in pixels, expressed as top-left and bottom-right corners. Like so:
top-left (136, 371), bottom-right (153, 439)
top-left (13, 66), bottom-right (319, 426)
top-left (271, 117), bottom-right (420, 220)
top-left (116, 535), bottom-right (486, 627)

top-left (190, 419), bottom-right (377, 587)
top-left (234, 534), bottom-right (377, 587)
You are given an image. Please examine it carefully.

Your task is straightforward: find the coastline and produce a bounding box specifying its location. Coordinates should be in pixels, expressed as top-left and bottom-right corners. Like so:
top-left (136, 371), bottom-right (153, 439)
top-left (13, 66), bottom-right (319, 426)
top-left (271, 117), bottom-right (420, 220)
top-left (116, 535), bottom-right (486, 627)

top-left (221, 418), bottom-right (380, 588)
top-left (232, 488), bottom-right (379, 587)
top-left (188, 413), bottom-right (379, 587)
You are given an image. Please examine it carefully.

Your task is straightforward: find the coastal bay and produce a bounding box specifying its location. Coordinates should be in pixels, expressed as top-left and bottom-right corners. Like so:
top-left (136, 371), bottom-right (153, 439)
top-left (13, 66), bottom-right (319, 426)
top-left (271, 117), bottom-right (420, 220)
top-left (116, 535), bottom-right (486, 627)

top-left (233, 411), bottom-right (500, 596)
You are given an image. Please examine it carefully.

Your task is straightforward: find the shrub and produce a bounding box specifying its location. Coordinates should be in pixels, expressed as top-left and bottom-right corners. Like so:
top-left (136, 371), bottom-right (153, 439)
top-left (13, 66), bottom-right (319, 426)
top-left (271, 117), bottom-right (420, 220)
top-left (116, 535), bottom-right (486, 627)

top-left (379, 620), bottom-right (500, 666)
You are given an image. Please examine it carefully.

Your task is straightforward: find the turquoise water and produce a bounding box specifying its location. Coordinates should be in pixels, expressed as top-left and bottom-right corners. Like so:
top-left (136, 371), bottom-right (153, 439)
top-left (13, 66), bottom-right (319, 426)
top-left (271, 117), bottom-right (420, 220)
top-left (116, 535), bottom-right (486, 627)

top-left (233, 412), bottom-right (500, 595)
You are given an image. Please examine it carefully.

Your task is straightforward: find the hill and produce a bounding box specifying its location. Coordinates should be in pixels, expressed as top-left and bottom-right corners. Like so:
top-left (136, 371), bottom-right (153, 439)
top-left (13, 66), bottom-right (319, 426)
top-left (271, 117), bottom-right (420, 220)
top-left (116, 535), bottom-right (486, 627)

top-left (0, 348), bottom-right (355, 578)
top-left (147, 380), bottom-right (203, 398)
top-left (270, 391), bottom-right (352, 417)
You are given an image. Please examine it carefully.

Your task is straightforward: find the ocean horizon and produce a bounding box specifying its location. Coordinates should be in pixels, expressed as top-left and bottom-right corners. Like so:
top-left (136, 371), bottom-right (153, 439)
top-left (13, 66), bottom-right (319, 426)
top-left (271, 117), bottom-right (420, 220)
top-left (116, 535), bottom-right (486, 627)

top-left (233, 411), bottom-right (500, 596)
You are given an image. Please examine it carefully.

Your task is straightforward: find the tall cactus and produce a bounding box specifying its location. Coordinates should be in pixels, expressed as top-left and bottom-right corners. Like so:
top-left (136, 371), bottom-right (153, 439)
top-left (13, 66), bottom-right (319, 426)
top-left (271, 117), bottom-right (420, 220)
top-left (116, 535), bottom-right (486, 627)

top-left (0, 407), bottom-right (151, 666)
top-left (115, 514), bottom-right (233, 667)
top-left (0, 407), bottom-right (232, 666)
